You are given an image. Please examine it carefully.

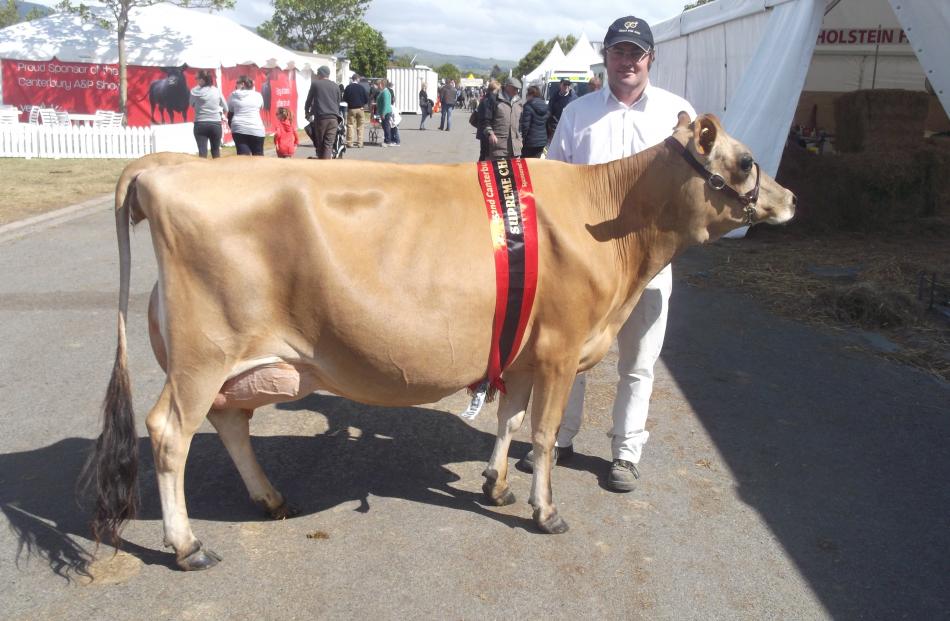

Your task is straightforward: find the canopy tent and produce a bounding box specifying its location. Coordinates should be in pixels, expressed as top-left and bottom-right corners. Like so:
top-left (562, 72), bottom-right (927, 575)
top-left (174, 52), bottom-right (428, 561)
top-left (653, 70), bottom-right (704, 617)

top-left (649, 0), bottom-right (949, 236)
top-left (522, 41), bottom-right (565, 85)
top-left (560, 32), bottom-right (602, 73)
top-left (0, 2), bottom-right (332, 128)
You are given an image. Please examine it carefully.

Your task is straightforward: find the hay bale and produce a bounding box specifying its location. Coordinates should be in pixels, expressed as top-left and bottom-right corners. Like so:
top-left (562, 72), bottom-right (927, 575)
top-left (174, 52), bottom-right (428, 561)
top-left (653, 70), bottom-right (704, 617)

top-left (812, 282), bottom-right (919, 329)
top-left (834, 89), bottom-right (930, 153)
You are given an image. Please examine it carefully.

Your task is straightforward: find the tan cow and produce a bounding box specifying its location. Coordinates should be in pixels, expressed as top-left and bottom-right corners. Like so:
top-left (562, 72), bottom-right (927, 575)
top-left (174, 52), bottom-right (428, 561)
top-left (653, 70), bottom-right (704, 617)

top-left (89, 113), bottom-right (795, 570)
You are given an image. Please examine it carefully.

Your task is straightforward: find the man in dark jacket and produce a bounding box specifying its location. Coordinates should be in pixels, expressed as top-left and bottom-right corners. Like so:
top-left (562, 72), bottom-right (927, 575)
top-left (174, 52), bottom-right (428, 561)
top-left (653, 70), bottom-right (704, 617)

top-left (546, 78), bottom-right (577, 139)
top-left (519, 84), bottom-right (549, 158)
top-left (304, 65), bottom-right (341, 159)
top-left (342, 73), bottom-right (369, 148)
top-left (438, 79), bottom-right (458, 131)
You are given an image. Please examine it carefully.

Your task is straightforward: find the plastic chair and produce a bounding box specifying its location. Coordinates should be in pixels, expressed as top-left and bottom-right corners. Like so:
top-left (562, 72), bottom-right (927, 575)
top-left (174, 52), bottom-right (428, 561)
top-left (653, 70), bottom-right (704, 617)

top-left (39, 108), bottom-right (58, 125)
top-left (27, 106), bottom-right (40, 124)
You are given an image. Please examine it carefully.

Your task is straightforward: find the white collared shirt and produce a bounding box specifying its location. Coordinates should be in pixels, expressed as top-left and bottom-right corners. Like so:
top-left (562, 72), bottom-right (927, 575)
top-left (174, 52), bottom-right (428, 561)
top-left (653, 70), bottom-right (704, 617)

top-left (547, 83), bottom-right (696, 165)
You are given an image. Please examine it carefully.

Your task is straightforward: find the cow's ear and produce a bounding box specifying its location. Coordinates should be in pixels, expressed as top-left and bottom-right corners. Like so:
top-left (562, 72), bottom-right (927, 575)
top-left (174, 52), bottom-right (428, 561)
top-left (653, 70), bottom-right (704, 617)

top-left (693, 114), bottom-right (718, 155)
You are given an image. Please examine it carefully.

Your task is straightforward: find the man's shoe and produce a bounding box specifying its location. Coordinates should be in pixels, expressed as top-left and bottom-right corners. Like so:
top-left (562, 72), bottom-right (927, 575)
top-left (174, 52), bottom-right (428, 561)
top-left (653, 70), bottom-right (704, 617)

top-left (515, 445), bottom-right (573, 473)
top-left (607, 459), bottom-right (640, 492)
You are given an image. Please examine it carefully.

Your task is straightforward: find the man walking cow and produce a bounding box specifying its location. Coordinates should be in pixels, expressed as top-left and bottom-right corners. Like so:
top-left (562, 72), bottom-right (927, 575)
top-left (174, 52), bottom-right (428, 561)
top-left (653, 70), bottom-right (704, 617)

top-left (517, 15), bottom-right (696, 493)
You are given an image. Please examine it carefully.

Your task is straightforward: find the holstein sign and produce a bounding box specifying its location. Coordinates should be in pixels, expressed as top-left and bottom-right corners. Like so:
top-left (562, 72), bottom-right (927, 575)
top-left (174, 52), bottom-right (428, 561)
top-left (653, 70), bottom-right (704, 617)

top-left (817, 28), bottom-right (909, 46)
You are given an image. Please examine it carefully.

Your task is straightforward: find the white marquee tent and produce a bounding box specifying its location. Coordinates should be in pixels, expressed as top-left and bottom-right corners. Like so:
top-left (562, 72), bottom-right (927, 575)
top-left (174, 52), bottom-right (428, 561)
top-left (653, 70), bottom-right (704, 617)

top-left (522, 41), bottom-right (566, 85)
top-left (560, 32), bottom-right (602, 73)
top-left (648, 0), bottom-right (949, 236)
top-left (0, 2), bottom-right (336, 126)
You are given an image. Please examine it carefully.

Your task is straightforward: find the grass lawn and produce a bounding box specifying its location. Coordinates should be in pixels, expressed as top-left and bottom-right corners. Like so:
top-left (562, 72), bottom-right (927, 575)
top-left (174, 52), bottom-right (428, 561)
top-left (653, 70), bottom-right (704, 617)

top-left (0, 132), bottom-right (299, 226)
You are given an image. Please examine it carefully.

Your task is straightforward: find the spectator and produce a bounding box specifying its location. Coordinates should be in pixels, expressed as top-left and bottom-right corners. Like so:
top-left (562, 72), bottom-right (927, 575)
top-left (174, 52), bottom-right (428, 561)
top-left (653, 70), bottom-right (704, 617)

top-left (475, 79), bottom-right (499, 161)
top-left (304, 65), bottom-right (342, 159)
top-left (342, 73), bottom-right (369, 148)
top-left (227, 75), bottom-right (265, 156)
top-left (519, 84), bottom-right (549, 158)
top-left (438, 79), bottom-right (458, 131)
top-left (189, 69), bottom-right (227, 158)
top-left (587, 76), bottom-right (603, 93)
top-left (273, 106), bottom-right (298, 158)
top-left (482, 76), bottom-right (523, 160)
top-left (418, 83), bottom-right (434, 129)
top-left (517, 15), bottom-right (696, 493)
top-left (376, 78), bottom-right (400, 147)
top-left (546, 78), bottom-right (577, 139)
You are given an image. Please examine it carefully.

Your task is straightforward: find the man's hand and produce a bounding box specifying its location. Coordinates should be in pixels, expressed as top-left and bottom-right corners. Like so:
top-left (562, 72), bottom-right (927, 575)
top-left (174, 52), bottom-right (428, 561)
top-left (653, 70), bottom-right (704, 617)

top-left (489, 133), bottom-right (498, 145)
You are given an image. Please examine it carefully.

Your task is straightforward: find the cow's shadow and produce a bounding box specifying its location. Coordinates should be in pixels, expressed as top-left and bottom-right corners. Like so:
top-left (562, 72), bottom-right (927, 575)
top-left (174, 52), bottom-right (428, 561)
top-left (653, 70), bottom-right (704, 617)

top-left (0, 395), bottom-right (531, 578)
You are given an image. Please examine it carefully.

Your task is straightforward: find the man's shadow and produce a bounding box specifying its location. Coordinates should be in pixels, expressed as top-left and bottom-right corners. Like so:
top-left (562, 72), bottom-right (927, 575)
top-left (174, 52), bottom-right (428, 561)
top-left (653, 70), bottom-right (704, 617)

top-left (0, 394), bottom-right (535, 578)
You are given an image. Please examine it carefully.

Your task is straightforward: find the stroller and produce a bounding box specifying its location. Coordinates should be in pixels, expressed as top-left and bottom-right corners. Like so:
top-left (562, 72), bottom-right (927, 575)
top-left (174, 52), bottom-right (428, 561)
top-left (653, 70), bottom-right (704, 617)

top-left (304, 101), bottom-right (348, 159)
top-left (332, 102), bottom-right (347, 159)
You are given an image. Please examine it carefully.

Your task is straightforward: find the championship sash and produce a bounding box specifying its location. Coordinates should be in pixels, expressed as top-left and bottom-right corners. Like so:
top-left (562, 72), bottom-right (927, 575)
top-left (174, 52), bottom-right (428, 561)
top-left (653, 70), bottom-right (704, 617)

top-left (462, 158), bottom-right (538, 418)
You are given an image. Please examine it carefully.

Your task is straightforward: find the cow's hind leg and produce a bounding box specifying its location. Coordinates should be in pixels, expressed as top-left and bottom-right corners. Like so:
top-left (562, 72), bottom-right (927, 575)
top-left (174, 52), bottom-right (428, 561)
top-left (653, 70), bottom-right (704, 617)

top-left (528, 362), bottom-right (575, 534)
top-left (207, 408), bottom-right (297, 519)
top-left (482, 373), bottom-right (532, 506)
top-left (146, 376), bottom-right (224, 571)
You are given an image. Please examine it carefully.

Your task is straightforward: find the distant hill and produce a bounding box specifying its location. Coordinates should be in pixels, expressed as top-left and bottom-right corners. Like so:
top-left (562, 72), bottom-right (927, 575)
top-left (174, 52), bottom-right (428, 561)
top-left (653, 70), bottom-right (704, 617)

top-left (16, 1), bottom-right (51, 19)
top-left (390, 46), bottom-right (516, 75)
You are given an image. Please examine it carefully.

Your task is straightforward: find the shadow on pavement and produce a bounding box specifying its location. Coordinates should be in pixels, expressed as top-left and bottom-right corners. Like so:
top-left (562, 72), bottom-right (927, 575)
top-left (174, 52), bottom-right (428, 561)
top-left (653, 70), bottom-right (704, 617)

top-left (0, 394), bottom-right (535, 576)
top-left (663, 251), bottom-right (950, 618)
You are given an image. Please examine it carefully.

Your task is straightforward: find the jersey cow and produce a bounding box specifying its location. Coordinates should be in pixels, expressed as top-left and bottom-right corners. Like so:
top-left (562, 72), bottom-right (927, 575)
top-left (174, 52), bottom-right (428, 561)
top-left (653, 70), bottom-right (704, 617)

top-left (90, 113), bottom-right (795, 570)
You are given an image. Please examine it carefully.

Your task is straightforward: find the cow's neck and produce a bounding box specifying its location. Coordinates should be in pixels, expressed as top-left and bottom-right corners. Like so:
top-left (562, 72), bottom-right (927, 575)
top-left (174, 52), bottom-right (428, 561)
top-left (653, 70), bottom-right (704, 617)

top-left (591, 141), bottom-right (691, 304)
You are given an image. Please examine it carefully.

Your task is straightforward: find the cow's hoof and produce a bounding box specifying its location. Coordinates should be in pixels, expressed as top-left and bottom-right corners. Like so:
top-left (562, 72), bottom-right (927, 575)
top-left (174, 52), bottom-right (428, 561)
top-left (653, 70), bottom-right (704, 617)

top-left (482, 481), bottom-right (516, 506)
top-left (268, 500), bottom-right (300, 520)
top-left (533, 508), bottom-right (570, 534)
top-left (177, 543), bottom-right (222, 571)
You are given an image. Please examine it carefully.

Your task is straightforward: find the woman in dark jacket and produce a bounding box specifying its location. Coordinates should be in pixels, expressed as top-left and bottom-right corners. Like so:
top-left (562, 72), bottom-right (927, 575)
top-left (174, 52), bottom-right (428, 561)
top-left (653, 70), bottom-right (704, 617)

top-left (519, 85), bottom-right (549, 158)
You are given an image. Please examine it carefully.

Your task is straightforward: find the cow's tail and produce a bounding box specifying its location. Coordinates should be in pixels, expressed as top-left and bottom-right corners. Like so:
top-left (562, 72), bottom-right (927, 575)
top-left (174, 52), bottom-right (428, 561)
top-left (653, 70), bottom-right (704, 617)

top-left (81, 175), bottom-right (141, 549)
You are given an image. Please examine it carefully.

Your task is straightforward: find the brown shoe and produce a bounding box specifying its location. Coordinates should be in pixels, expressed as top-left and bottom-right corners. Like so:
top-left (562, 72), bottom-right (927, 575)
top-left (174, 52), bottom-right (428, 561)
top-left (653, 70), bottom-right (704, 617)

top-left (515, 445), bottom-right (574, 473)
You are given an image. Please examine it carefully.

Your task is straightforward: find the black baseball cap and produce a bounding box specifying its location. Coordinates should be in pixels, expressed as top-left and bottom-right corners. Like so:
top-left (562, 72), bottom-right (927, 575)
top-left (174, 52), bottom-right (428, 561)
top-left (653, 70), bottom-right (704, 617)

top-left (604, 16), bottom-right (654, 51)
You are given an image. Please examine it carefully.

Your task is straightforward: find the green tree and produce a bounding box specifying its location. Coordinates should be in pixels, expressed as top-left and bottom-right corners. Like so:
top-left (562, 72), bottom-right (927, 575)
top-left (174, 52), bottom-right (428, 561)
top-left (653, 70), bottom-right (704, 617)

top-left (57, 0), bottom-right (234, 117)
top-left (683, 0), bottom-right (714, 10)
top-left (513, 34), bottom-right (577, 80)
top-left (343, 20), bottom-right (389, 77)
top-left (258, 0), bottom-right (368, 53)
top-left (0, 0), bottom-right (45, 28)
top-left (489, 64), bottom-right (504, 81)
top-left (434, 62), bottom-right (461, 84)
top-left (390, 54), bottom-right (413, 68)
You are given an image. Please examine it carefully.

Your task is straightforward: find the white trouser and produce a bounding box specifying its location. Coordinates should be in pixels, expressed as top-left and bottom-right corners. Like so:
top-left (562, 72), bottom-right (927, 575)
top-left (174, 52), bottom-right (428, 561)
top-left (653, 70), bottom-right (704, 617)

top-left (556, 265), bottom-right (672, 463)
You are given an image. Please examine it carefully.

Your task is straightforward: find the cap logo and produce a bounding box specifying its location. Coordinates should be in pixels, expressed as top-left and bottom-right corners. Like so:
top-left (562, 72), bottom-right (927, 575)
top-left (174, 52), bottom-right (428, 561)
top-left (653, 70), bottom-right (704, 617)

top-left (624, 20), bottom-right (639, 30)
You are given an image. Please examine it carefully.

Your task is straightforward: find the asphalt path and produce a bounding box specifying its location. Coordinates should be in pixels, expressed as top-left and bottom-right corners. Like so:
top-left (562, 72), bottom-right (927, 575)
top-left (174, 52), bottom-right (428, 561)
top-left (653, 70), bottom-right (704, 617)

top-left (1, 113), bottom-right (948, 619)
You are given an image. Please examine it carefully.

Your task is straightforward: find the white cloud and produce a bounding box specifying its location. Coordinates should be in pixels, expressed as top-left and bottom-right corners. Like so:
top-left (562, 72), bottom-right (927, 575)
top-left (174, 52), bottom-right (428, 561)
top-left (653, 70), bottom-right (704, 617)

top-left (220, 0), bottom-right (686, 60)
top-left (27, 0), bottom-right (687, 61)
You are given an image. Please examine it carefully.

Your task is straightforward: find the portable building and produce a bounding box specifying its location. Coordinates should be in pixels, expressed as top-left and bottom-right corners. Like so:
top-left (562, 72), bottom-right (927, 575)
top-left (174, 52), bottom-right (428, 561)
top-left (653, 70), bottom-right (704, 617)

top-left (387, 66), bottom-right (439, 114)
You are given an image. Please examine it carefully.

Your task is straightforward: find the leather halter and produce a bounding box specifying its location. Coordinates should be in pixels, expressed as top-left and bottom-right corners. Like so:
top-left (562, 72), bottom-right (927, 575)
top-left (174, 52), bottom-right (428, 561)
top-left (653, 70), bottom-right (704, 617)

top-left (664, 136), bottom-right (760, 225)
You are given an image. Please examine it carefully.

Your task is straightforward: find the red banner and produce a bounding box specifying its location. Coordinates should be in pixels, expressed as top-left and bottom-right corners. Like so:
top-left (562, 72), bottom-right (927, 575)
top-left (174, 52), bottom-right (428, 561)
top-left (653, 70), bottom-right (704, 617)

top-left (1, 59), bottom-right (297, 131)
top-left (221, 65), bottom-right (297, 133)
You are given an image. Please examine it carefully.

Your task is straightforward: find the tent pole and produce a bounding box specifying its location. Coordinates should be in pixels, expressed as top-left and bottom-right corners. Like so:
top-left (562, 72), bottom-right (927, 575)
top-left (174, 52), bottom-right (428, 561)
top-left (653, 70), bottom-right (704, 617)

top-left (871, 24), bottom-right (881, 89)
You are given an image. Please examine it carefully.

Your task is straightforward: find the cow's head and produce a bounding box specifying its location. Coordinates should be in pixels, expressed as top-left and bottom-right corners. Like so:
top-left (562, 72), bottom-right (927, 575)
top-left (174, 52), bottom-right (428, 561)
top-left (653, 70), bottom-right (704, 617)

top-left (671, 112), bottom-right (796, 242)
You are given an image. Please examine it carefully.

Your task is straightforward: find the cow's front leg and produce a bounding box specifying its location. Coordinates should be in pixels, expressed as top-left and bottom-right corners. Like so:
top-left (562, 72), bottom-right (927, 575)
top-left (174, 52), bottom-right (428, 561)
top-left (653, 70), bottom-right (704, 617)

top-left (207, 407), bottom-right (296, 519)
top-left (528, 361), bottom-right (575, 534)
top-left (482, 373), bottom-right (532, 506)
top-left (146, 381), bottom-right (221, 571)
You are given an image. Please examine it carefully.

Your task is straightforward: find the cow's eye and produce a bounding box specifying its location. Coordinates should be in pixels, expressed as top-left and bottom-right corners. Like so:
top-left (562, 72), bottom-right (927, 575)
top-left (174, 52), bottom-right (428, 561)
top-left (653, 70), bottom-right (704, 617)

top-left (740, 155), bottom-right (754, 172)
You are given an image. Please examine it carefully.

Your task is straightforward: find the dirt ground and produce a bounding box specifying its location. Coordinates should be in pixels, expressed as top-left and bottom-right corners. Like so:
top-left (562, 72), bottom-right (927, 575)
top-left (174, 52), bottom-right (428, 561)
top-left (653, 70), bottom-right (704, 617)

top-left (693, 221), bottom-right (950, 381)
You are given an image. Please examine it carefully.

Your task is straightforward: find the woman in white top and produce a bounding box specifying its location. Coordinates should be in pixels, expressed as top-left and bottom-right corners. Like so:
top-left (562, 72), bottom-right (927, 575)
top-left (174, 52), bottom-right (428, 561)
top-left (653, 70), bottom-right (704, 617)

top-left (227, 75), bottom-right (266, 156)
top-left (189, 69), bottom-right (228, 158)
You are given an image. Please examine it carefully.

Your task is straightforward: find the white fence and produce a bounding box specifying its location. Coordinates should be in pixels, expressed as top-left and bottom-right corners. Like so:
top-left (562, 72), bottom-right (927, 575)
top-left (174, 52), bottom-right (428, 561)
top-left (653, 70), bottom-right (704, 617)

top-left (0, 124), bottom-right (155, 159)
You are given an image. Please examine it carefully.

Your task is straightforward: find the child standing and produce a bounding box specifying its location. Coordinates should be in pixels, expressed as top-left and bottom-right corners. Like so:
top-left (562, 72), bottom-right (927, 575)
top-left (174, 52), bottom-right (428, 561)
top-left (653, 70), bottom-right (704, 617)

top-left (274, 107), bottom-right (299, 158)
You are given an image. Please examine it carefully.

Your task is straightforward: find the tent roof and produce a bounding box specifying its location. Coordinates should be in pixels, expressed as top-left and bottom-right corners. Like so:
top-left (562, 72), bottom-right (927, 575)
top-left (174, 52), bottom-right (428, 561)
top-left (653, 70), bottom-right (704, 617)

top-left (0, 2), bottom-right (318, 70)
top-left (560, 32), bottom-right (602, 72)
top-left (522, 41), bottom-right (565, 82)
